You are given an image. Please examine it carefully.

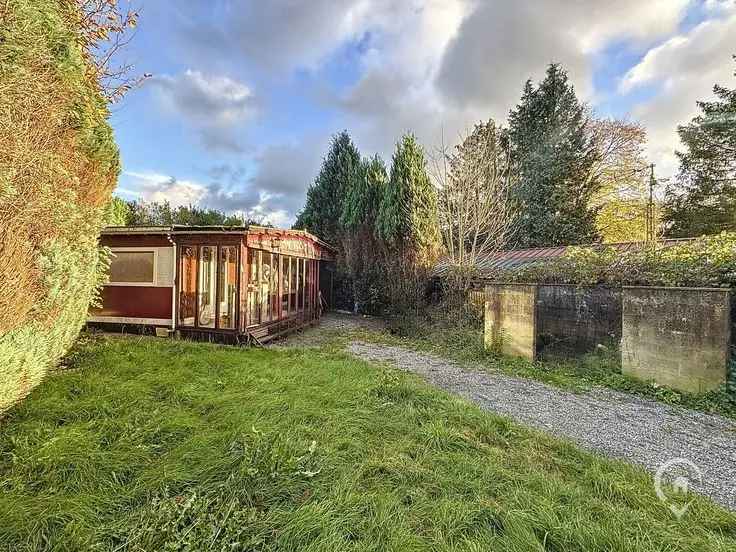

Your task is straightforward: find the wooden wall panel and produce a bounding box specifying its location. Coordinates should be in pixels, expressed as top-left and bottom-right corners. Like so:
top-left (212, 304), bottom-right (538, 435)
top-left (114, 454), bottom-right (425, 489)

top-left (91, 286), bottom-right (172, 318)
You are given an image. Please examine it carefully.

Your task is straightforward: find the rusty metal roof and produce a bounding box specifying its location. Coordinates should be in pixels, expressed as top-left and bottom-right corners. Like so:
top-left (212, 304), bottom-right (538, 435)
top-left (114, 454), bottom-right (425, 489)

top-left (435, 238), bottom-right (696, 278)
top-left (101, 225), bottom-right (336, 252)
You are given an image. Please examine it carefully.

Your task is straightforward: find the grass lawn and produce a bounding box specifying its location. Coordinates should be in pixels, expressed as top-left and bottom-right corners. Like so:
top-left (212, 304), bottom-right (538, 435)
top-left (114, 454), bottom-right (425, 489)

top-left (1, 335), bottom-right (735, 551)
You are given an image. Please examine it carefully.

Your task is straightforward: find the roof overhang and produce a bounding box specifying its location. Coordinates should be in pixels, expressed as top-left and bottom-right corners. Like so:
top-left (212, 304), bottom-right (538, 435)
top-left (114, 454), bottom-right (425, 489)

top-left (100, 225), bottom-right (336, 253)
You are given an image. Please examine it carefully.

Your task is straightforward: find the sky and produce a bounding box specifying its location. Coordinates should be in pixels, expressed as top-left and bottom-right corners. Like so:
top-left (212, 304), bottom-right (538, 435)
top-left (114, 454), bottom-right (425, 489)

top-left (111, 0), bottom-right (736, 227)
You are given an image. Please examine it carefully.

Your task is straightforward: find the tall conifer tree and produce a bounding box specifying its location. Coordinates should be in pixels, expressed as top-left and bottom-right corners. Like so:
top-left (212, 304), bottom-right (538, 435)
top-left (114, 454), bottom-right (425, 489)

top-left (377, 134), bottom-right (441, 260)
top-left (664, 56), bottom-right (736, 237)
top-left (377, 134), bottom-right (441, 312)
top-left (341, 155), bottom-right (388, 312)
top-left (294, 131), bottom-right (361, 247)
top-left (507, 64), bottom-right (600, 247)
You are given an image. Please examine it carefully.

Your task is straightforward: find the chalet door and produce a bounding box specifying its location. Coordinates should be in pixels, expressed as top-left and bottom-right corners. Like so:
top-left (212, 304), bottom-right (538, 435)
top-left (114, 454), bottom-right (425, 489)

top-left (178, 243), bottom-right (239, 330)
top-left (179, 246), bottom-right (197, 326)
top-left (198, 245), bottom-right (217, 328)
top-left (218, 246), bottom-right (238, 329)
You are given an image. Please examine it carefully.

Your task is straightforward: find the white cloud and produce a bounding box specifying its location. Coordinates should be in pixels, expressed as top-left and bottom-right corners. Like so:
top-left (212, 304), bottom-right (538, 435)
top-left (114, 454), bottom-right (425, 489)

top-left (150, 69), bottom-right (257, 152)
top-left (122, 136), bottom-right (328, 226)
top-left (332, 0), bottom-right (470, 157)
top-left (620, 6), bottom-right (736, 177)
top-left (165, 1), bottom-right (700, 163)
top-left (124, 171), bottom-right (208, 208)
top-left (201, 139), bottom-right (328, 225)
top-left (330, 0), bottom-right (692, 159)
top-left (436, 0), bottom-right (690, 110)
top-left (132, 1), bottom-right (735, 225)
top-left (181, 0), bottom-right (380, 72)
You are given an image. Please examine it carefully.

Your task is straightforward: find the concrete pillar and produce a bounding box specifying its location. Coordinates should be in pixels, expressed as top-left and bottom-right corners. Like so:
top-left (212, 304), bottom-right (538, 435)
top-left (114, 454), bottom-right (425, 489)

top-left (485, 284), bottom-right (538, 360)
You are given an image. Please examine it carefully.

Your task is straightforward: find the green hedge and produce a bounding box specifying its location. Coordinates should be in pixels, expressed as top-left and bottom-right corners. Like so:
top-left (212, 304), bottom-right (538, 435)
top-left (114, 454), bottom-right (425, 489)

top-left (0, 0), bottom-right (119, 412)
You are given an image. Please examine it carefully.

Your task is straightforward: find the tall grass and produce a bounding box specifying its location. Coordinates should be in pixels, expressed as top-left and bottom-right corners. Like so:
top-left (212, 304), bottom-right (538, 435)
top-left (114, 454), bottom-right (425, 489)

top-left (1, 335), bottom-right (734, 550)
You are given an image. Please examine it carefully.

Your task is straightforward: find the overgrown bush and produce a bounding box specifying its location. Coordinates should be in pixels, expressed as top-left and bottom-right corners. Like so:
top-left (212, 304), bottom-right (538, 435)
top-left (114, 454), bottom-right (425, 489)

top-left (500, 232), bottom-right (736, 288)
top-left (0, 0), bottom-right (120, 411)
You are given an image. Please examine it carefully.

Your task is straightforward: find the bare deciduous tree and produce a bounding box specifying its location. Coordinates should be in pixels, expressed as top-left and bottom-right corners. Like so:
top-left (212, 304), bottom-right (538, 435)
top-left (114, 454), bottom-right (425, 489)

top-left (75, 0), bottom-right (150, 102)
top-left (586, 118), bottom-right (662, 242)
top-left (588, 118), bottom-right (648, 197)
top-left (430, 120), bottom-right (518, 293)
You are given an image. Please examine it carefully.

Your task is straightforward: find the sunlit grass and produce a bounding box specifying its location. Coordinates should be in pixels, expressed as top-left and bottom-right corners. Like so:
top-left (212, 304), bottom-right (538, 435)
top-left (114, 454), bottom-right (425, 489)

top-left (1, 335), bottom-right (734, 551)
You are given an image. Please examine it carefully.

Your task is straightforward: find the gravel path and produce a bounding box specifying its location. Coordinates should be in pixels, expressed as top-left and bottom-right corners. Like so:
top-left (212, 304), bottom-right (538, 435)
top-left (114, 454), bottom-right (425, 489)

top-left (347, 341), bottom-right (736, 510)
top-left (271, 312), bottom-right (385, 348)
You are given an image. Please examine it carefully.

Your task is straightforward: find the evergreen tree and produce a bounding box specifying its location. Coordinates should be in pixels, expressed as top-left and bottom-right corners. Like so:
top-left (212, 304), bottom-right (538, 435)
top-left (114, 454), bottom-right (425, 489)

top-left (294, 131), bottom-right (361, 247)
top-left (377, 134), bottom-right (441, 312)
top-left (105, 197), bottom-right (132, 226)
top-left (342, 155), bottom-right (386, 230)
top-left (377, 134), bottom-right (441, 258)
top-left (507, 64), bottom-right (600, 247)
top-left (341, 155), bottom-right (388, 313)
top-left (664, 56), bottom-right (736, 237)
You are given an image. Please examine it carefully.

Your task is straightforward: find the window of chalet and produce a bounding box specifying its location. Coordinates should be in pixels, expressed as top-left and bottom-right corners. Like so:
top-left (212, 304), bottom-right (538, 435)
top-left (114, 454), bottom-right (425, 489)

top-left (218, 246), bottom-right (237, 329)
top-left (198, 246), bottom-right (217, 328)
top-left (179, 246), bottom-right (196, 326)
top-left (247, 248), bottom-right (260, 326)
top-left (305, 260), bottom-right (313, 312)
top-left (281, 256), bottom-right (290, 317)
top-left (260, 251), bottom-right (271, 323)
top-left (270, 253), bottom-right (279, 322)
top-left (297, 258), bottom-right (304, 311)
top-left (108, 250), bottom-right (155, 284)
top-left (289, 257), bottom-right (298, 313)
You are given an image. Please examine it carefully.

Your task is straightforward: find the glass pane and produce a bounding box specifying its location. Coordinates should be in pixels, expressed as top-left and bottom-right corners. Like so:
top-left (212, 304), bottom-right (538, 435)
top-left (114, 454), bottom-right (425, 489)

top-left (109, 251), bottom-right (154, 283)
top-left (270, 254), bottom-right (279, 321)
top-left (281, 256), bottom-right (290, 317)
top-left (290, 257), bottom-right (298, 313)
top-left (247, 249), bottom-right (260, 326)
top-left (260, 251), bottom-right (271, 322)
top-left (305, 260), bottom-right (312, 313)
top-left (218, 246), bottom-right (237, 329)
top-left (296, 259), bottom-right (304, 310)
top-left (198, 246), bottom-right (216, 328)
top-left (179, 247), bottom-right (196, 326)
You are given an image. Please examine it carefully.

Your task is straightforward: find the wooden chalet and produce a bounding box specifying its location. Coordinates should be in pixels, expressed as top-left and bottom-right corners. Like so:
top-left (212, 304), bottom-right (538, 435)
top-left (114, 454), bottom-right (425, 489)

top-left (88, 225), bottom-right (335, 344)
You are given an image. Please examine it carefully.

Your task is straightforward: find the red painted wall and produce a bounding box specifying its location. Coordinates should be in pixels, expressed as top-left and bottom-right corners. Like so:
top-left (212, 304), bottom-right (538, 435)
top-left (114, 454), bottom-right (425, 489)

top-left (91, 286), bottom-right (172, 318)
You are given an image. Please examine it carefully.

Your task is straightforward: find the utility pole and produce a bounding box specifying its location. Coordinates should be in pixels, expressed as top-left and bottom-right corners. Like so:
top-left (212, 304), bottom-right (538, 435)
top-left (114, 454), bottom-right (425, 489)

top-left (646, 163), bottom-right (655, 242)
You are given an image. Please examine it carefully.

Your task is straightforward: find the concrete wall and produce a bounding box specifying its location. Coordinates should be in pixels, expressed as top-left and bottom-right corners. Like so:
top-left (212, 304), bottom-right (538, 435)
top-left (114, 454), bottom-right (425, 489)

top-left (485, 284), bottom-right (537, 360)
top-left (621, 286), bottom-right (730, 393)
top-left (537, 285), bottom-right (622, 357)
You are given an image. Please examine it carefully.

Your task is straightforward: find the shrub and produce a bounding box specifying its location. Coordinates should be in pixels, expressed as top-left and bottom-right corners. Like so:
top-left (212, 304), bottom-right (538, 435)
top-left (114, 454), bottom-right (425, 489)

top-left (0, 0), bottom-right (119, 411)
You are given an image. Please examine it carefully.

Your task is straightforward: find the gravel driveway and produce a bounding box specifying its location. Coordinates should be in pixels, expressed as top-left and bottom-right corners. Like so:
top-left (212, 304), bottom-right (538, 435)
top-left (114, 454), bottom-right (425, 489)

top-left (347, 341), bottom-right (736, 510)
